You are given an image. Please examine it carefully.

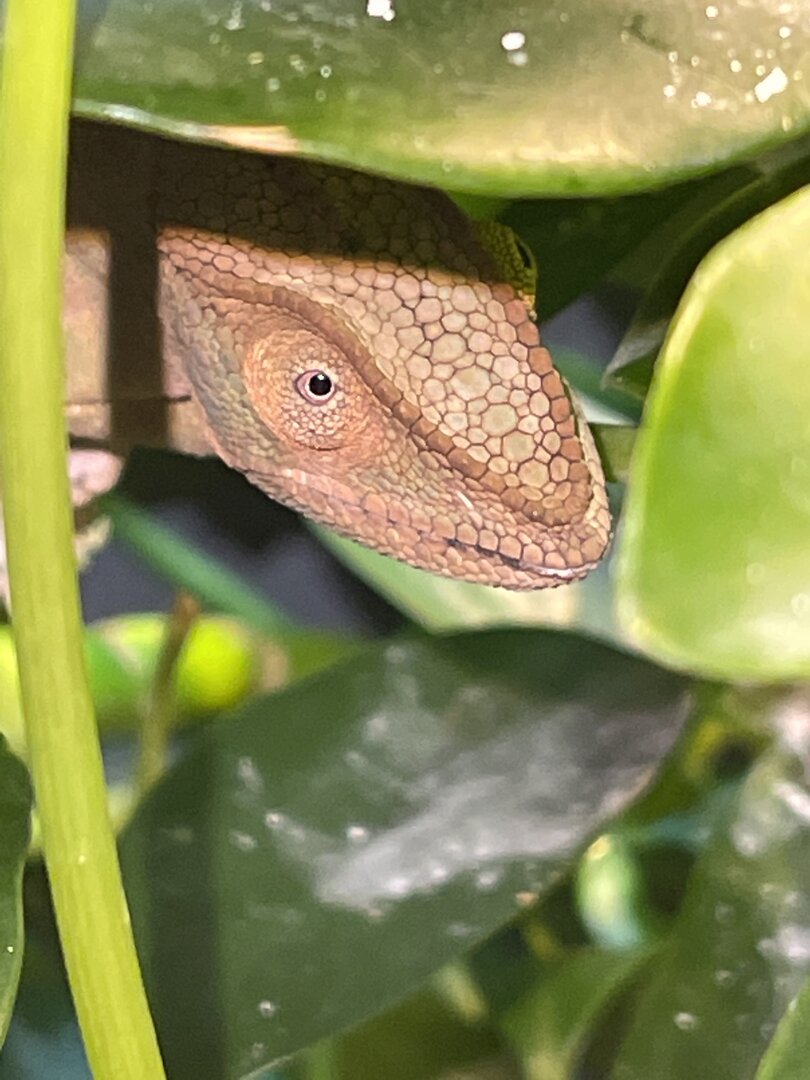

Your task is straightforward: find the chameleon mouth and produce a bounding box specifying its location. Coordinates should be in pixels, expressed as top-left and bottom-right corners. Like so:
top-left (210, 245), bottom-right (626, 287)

top-left (441, 535), bottom-right (581, 581)
top-left (271, 464), bottom-right (604, 587)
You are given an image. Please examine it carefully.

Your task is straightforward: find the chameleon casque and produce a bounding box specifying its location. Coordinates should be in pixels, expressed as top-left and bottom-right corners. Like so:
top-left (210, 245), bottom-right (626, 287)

top-left (63, 123), bottom-right (611, 590)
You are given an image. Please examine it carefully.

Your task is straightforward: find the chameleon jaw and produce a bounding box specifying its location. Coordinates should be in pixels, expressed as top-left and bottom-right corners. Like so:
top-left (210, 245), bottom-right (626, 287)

top-left (264, 460), bottom-right (611, 591)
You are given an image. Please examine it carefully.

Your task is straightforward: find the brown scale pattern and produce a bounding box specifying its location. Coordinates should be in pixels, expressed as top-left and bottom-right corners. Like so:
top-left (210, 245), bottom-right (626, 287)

top-left (154, 141), bottom-right (611, 589)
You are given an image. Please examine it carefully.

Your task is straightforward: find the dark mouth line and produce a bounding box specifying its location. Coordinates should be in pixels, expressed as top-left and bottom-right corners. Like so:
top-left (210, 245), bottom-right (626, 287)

top-left (275, 465), bottom-right (590, 582)
top-left (443, 535), bottom-right (581, 580)
top-left (445, 536), bottom-right (522, 573)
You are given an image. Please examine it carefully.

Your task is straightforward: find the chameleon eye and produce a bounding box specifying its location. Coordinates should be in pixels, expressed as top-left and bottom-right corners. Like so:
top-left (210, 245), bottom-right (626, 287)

top-left (296, 370), bottom-right (335, 403)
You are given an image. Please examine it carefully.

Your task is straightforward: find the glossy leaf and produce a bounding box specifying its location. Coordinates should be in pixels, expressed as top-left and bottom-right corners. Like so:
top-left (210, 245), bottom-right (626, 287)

top-left (0, 864), bottom-right (90, 1080)
top-left (0, 738), bottom-right (32, 1043)
top-left (56, 0), bottom-right (810, 195)
top-left (613, 690), bottom-right (810, 1080)
top-left (120, 631), bottom-right (689, 1079)
top-left (617, 184), bottom-right (810, 681)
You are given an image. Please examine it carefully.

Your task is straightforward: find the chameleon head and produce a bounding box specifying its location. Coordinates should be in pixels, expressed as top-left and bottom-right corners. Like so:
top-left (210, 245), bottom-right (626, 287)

top-left (159, 155), bottom-right (610, 589)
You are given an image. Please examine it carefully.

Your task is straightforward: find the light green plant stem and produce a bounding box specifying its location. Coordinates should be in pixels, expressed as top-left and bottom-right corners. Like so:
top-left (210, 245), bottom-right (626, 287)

top-left (0, 3), bottom-right (167, 1078)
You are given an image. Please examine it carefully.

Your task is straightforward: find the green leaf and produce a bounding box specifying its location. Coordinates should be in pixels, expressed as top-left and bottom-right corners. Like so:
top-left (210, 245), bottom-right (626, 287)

top-left (0, 738), bottom-right (32, 1044)
top-left (612, 690), bottom-right (810, 1080)
top-left (755, 976), bottom-right (810, 1080)
top-left (553, 353), bottom-right (642, 427)
top-left (607, 147), bottom-right (810, 396)
top-left (333, 986), bottom-right (514, 1080)
top-left (59, 0), bottom-right (810, 195)
top-left (501, 947), bottom-right (650, 1080)
top-left (120, 631), bottom-right (688, 1079)
top-left (617, 183), bottom-right (810, 681)
top-left (591, 426), bottom-right (638, 486)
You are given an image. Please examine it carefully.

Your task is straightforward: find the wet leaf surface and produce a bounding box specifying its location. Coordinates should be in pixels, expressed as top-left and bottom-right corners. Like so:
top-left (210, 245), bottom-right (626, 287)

top-left (120, 631), bottom-right (689, 1079)
top-left (59, 0), bottom-right (810, 195)
top-left (617, 183), bottom-right (810, 681)
top-left (613, 690), bottom-right (810, 1080)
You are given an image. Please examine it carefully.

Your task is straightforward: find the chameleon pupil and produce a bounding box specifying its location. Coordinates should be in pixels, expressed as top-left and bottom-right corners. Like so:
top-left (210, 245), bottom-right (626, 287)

top-left (308, 372), bottom-right (332, 397)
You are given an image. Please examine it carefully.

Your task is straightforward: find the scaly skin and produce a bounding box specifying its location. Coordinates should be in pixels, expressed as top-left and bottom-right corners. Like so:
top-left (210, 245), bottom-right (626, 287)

top-left (63, 123), bottom-right (610, 589)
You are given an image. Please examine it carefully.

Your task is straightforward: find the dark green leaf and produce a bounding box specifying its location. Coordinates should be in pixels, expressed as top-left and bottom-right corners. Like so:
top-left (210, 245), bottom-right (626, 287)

top-left (504, 185), bottom-right (700, 319)
top-left (120, 631), bottom-right (689, 1079)
top-left (62, 0), bottom-right (810, 195)
top-left (612, 690), bottom-right (810, 1080)
top-left (0, 865), bottom-right (89, 1080)
top-left (617, 184), bottom-right (810, 681)
top-left (0, 738), bottom-right (32, 1044)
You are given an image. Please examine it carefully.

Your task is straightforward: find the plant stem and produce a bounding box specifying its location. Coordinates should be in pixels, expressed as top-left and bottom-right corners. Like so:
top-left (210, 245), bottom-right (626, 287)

top-left (0, 3), bottom-right (166, 1077)
top-left (137, 592), bottom-right (200, 792)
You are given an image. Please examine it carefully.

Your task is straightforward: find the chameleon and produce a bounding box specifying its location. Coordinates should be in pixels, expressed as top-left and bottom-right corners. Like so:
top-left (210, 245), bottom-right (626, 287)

top-left (62, 122), bottom-right (611, 590)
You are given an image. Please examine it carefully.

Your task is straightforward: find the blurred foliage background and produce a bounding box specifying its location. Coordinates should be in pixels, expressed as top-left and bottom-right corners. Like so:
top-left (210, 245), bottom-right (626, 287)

top-left (1, 0), bottom-right (810, 1078)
